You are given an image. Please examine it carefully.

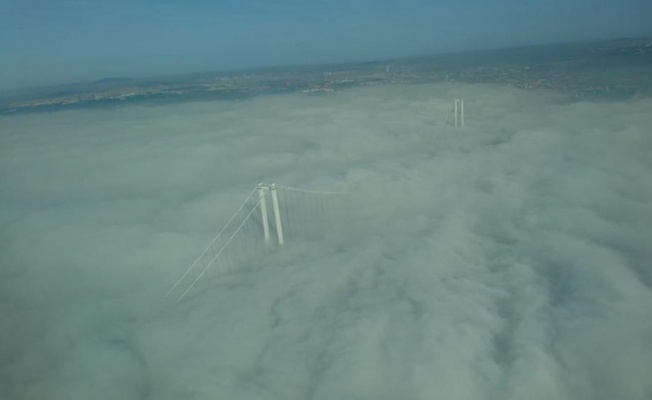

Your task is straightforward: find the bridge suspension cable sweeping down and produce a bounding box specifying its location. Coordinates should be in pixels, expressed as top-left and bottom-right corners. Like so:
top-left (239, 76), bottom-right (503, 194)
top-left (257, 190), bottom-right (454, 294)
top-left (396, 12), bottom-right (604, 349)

top-left (167, 183), bottom-right (348, 302)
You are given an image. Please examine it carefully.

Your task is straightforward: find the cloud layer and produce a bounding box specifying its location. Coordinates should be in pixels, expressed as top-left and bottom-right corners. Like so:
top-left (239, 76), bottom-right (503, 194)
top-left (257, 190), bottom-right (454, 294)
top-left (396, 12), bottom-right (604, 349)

top-left (1, 83), bottom-right (651, 400)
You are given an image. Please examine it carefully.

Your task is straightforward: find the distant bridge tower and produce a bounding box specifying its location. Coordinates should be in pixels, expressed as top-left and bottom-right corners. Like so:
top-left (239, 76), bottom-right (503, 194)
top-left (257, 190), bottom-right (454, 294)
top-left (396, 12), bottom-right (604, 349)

top-left (454, 98), bottom-right (465, 128)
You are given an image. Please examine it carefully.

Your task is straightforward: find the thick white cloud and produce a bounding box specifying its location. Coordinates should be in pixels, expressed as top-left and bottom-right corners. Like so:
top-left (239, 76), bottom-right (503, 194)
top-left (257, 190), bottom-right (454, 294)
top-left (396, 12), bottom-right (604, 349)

top-left (1, 83), bottom-right (651, 400)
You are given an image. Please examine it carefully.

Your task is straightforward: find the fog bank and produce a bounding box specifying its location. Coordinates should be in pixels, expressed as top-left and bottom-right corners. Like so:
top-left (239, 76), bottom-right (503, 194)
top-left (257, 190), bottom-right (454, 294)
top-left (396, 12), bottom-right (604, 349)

top-left (1, 83), bottom-right (651, 400)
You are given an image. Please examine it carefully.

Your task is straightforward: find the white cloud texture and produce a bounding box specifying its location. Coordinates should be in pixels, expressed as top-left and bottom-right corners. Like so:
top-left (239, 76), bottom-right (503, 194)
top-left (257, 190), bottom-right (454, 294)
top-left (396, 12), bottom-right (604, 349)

top-left (1, 83), bottom-right (652, 400)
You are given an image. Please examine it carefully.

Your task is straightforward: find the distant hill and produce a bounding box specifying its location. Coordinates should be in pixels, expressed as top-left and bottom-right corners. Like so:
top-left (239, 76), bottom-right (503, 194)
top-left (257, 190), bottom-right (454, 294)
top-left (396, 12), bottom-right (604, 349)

top-left (93, 77), bottom-right (134, 84)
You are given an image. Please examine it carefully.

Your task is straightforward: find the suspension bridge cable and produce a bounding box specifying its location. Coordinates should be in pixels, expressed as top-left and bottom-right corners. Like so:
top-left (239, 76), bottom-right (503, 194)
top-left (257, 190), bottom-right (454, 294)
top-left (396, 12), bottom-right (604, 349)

top-left (176, 190), bottom-right (267, 302)
top-left (166, 186), bottom-right (258, 297)
top-left (276, 184), bottom-right (348, 195)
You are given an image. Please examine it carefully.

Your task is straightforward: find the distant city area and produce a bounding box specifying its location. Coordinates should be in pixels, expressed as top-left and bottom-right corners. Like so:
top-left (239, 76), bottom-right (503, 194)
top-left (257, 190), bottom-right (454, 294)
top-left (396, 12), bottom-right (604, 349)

top-left (2, 37), bottom-right (651, 114)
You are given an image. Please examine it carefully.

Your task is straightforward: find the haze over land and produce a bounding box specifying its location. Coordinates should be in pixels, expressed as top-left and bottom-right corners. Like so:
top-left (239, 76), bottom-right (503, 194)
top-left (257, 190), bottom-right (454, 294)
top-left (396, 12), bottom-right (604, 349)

top-left (1, 80), bottom-right (651, 399)
top-left (1, 0), bottom-right (652, 90)
top-left (2, 37), bottom-right (651, 114)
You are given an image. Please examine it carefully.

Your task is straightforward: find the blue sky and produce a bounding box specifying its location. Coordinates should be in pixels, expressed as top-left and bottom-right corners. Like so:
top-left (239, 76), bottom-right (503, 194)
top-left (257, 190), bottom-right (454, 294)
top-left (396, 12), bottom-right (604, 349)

top-left (1, 0), bottom-right (651, 90)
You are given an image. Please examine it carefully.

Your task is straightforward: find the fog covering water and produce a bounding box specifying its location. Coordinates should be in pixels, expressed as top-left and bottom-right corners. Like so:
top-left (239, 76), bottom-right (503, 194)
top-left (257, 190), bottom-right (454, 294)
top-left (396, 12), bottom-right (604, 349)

top-left (1, 83), bottom-right (651, 399)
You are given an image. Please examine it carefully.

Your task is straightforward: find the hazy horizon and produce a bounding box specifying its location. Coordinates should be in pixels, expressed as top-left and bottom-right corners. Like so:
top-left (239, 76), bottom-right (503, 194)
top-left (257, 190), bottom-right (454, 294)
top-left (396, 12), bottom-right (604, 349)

top-left (5, 34), bottom-right (651, 94)
top-left (2, 0), bottom-right (652, 90)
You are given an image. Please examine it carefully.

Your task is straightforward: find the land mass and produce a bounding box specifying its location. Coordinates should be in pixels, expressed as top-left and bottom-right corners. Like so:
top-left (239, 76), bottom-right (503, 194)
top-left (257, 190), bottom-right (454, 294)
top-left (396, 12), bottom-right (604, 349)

top-left (2, 37), bottom-right (651, 114)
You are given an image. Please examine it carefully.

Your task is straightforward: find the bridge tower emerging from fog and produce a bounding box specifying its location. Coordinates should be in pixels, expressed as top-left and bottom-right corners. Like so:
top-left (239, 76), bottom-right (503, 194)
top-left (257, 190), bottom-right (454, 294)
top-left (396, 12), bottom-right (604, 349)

top-left (454, 98), bottom-right (465, 128)
top-left (167, 183), bottom-right (347, 302)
